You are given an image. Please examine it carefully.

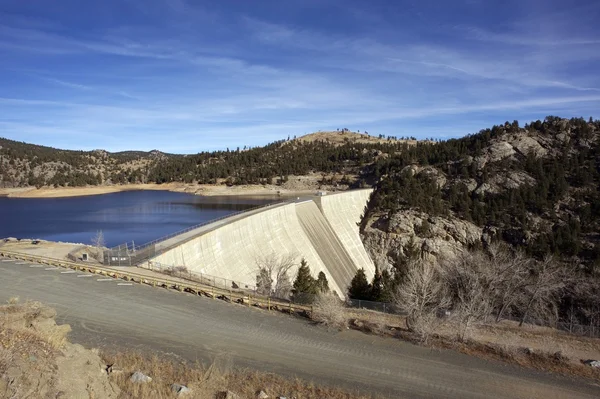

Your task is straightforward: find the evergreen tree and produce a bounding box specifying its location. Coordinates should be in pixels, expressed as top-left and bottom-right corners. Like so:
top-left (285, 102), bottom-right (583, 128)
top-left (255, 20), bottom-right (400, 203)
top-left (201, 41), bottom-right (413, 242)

top-left (291, 258), bottom-right (317, 303)
top-left (348, 268), bottom-right (372, 300)
top-left (370, 271), bottom-right (383, 301)
top-left (315, 271), bottom-right (330, 294)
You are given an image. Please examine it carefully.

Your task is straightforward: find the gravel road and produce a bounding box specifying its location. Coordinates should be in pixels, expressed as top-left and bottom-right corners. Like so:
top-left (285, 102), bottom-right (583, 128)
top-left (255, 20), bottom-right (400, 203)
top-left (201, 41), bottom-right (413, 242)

top-left (1, 257), bottom-right (599, 398)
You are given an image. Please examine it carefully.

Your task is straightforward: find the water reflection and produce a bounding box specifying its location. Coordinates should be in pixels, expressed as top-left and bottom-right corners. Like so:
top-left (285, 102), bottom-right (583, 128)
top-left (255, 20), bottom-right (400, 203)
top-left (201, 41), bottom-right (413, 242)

top-left (0, 190), bottom-right (280, 247)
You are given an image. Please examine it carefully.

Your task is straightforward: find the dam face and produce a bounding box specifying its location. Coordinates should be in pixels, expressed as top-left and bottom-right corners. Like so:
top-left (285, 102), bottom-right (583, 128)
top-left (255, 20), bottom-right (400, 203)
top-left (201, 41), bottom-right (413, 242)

top-left (145, 189), bottom-right (375, 298)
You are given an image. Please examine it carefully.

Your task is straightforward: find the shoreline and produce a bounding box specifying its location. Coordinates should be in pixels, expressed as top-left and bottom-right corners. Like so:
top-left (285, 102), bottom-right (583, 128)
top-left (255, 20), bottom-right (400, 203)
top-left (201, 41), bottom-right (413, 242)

top-left (0, 183), bottom-right (320, 199)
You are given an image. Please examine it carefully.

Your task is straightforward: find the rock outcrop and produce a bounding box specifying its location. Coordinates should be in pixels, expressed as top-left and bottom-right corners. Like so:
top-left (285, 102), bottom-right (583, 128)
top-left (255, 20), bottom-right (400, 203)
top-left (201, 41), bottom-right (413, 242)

top-left (362, 210), bottom-right (483, 270)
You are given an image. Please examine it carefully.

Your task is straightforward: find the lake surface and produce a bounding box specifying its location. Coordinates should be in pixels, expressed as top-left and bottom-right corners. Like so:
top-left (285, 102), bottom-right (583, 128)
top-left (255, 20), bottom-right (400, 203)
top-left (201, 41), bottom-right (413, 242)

top-left (0, 190), bottom-right (279, 247)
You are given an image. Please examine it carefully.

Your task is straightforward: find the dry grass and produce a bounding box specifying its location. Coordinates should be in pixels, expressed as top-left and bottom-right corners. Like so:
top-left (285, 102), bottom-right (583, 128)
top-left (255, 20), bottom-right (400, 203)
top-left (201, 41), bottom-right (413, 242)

top-left (436, 337), bottom-right (600, 381)
top-left (342, 307), bottom-right (600, 381)
top-left (0, 301), bottom-right (70, 352)
top-left (102, 350), bottom-right (380, 399)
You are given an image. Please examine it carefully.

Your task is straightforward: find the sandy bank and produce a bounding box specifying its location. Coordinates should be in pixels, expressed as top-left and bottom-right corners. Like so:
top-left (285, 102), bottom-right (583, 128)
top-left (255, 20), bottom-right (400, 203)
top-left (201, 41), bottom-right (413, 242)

top-left (0, 183), bottom-right (320, 199)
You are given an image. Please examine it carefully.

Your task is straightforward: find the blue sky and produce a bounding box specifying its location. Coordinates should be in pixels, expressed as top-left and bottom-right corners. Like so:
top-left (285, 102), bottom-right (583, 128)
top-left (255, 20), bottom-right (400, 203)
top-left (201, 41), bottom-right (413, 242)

top-left (1, 0), bottom-right (599, 153)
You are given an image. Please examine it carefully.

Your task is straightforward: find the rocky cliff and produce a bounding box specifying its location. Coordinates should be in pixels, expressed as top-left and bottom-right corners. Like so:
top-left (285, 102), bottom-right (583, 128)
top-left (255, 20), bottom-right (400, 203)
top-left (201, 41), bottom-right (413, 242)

top-left (361, 116), bottom-right (600, 272)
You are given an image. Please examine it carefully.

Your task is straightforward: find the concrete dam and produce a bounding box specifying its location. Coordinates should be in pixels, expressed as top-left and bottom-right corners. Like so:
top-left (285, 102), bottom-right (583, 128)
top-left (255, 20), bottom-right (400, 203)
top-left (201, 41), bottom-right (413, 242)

top-left (143, 189), bottom-right (375, 298)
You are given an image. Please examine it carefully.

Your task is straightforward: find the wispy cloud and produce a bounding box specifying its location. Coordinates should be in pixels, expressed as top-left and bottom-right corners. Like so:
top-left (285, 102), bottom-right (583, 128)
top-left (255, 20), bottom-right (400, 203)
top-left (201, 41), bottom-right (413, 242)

top-left (0, 0), bottom-right (598, 152)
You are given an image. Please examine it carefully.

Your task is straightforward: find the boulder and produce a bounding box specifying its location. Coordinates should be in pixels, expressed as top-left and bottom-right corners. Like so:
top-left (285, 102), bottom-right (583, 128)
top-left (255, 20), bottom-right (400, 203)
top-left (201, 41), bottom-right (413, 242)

top-left (106, 365), bottom-right (124, 375)
top-left (257, 391), bottom-right (269, 399)
top-left (217, 391), bottom-right (241, 399)
top-left (171, 384), bottom-right (191, 395)
top-left (509, 136), bottom-right (547, 157)
top-left (129, 371), bottom-right (152, 383)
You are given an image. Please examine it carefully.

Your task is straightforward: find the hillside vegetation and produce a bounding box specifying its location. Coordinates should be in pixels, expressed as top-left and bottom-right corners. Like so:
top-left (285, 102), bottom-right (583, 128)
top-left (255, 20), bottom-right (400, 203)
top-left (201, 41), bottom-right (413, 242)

top-left (0, 132), bottom-right (415, 189)
top-left (360, 116), bottom-right (600, 332)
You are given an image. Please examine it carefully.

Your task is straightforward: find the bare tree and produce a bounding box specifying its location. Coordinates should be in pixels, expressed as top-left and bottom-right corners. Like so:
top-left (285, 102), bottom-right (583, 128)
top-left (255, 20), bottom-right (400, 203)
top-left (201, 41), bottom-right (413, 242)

top-left (394, 259), bottom-right (449, 341)
top-left (486, 244), bottom-right (532, 322)
top-left (441, 252), bottom-right (494, 341)
top-left (91, 230), bottom-right (105, 261)
top-left (254, 253), bottom-right (297, 298)
top-left (517, 256), bottom-right (567, 327)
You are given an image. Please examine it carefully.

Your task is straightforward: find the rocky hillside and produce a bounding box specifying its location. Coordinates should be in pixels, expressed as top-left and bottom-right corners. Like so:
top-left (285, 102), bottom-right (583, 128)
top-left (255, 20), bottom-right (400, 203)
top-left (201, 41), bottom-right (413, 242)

top-left (0, 137), bottom-right (170, 188)
top-left (361, 116), bottom-right (600, 273)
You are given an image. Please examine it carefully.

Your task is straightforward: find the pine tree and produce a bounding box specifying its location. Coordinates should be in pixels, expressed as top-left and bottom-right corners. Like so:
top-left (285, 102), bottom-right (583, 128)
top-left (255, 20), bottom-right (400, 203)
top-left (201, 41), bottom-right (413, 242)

top-left (291, 258), bottom-right (317, 303)
top-left (315, 271), bottom-right (329, 294)
top-left (348, 268), bottom-right (372, 300)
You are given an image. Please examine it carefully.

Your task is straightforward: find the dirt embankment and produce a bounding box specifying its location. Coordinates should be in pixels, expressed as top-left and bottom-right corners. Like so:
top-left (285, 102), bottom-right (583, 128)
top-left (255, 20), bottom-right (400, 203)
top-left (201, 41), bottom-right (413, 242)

top-left (0, 300), bottom-right (120, 398)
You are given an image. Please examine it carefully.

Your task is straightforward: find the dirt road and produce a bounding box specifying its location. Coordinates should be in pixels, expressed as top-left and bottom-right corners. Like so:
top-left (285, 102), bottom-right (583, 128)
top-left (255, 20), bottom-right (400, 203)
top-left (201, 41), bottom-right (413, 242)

top-left (1, 257), bottom-right (598, 398)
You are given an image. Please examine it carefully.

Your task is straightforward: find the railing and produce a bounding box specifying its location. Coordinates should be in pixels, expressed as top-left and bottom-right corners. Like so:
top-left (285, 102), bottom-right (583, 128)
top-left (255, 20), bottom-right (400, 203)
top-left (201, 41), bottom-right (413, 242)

top-left (147, 261), bottom-right (257, 292)
top-left (109, 200), bottom-right (289, 254)
top-left (0, 249), bottom-right (312, 315)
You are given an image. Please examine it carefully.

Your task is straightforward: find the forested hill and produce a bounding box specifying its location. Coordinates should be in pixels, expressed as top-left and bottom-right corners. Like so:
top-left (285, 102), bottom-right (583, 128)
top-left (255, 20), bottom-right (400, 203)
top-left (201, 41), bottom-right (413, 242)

top-left (362, 116), bottom-right (600, 271)
top-left (0, 132), bottom-right (412, 188)
top-left (0, 137), bottom-right (173, 188)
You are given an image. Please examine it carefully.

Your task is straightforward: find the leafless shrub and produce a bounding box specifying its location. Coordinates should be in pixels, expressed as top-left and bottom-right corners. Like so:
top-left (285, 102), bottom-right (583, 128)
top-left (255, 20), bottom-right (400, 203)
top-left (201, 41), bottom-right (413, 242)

top-left (7, 296), bottom-right (19, 305)
top-left (255, 253), bottom-right (297, 298)
top-left (394, 259), bottom-right (449, 342)
top-left (312, 293), bottom-right (348, 330)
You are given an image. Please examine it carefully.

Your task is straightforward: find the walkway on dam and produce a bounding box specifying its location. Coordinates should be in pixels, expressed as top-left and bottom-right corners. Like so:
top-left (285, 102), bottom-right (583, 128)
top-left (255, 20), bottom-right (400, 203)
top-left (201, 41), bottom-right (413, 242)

top-left (154, 200), bottom-right (291, 253)
top-left (107, 199), bottom-right (295, 265)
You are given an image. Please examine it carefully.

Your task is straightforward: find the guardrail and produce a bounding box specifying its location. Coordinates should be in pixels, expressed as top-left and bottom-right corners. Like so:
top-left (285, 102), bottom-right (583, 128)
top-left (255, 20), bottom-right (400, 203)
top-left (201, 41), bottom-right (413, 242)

top-left (0, 249), bottom-right (312, 316)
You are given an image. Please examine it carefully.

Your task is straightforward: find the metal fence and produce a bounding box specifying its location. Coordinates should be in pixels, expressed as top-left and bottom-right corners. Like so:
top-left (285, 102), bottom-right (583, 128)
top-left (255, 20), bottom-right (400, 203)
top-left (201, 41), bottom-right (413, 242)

top-left (501, 314), bottom-right (600, 339)
top-left (556, 321), bottom-right (600, 338)
top-left (347, 298), bottom-right (397, 313)
top-left (147, 261), bottom-right (257, 292)
top-left (346, 298), bottom-right (600, 338)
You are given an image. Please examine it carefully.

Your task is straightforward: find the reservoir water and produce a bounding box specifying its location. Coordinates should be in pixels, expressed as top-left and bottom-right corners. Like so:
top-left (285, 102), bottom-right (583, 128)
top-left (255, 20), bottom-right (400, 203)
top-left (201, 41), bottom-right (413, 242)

top-left (0, 190), bottom-right (278, 247)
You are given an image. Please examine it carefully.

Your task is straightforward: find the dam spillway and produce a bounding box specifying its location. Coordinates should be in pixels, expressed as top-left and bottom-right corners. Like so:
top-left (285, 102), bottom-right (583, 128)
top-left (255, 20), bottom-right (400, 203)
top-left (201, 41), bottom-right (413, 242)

top-left (143, 189), bottom-right (375, 298)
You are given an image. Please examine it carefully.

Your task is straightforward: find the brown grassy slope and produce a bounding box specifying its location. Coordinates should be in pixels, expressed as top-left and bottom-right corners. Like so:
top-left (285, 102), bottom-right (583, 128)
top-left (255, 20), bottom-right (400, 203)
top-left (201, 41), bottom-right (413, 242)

top-left (102, 351), bottom-right (381, 399)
